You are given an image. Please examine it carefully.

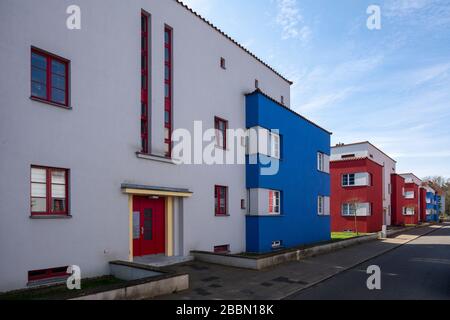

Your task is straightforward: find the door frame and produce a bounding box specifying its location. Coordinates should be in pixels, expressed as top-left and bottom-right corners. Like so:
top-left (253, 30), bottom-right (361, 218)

top-left (133, 196), bottom-right (166, 257)
top-left (123, 186), bottom-right (192, 262)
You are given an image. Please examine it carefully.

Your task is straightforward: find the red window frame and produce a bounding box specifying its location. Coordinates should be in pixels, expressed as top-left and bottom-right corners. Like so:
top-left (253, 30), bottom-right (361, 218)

top-left (214, 117), bottom-right (228, 149)
top-left (215, 185), bottom-right (228, 216)
top-left (141, 11), bottom-right (150, 154)
top-left (164, 26), bottom-right (173, 158)
top-left (31, 47), bottom-right (70, 108)
top-left (28, 266), bottom-right (69, 282)
top-left (30, 166), bottom-right (70, 216)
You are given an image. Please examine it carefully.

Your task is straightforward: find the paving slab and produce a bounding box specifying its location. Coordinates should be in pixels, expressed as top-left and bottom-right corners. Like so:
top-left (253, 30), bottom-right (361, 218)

top-left (153, 225), bottom-right (442, 300)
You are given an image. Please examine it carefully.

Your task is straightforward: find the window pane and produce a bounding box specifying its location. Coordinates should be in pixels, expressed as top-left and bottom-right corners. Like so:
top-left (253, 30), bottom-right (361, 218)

top-left (31, 197), bottom-right (46, 212)
top-left (31, 168), bottom-right (46, 183)
top-left (165, 84), bottom-right (170, 98)
top-left (349, 174), bottom-right (355, 185)
top-left (165, 31), bottom-right (170, 43)
top-left (165, 65), bottom-right (170, 80)
top-left (52, 199), bottom-right (66, 212)
top-left (31, 183), bottom-right (46, 197)
top-left (51, 60), bottom-right (66, 76)
top-left (31, 67), bottom-right (47, 84)
top-left (165, 128), bottom-right (170, 140)
top-left (51, 184), bottom-right (66, 198)
top-left (51, 74), bottom-right (66, 90)
top-left (165, 111), bottom-right (170, 124)
top-left (51, 88), bottom-right (66, 104)
top-left (31, 82), bottom-right (47, 99)
top-left (32, 52), bottom-right (47, 69)
top-left (165, 48), bottom-right (169, 61)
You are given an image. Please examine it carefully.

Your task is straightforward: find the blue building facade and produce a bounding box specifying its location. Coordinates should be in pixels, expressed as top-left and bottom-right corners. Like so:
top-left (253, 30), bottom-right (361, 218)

top-left (425, 189), bottom-right (440, 222)
top-left (245, 90), bottom-right (331, 253)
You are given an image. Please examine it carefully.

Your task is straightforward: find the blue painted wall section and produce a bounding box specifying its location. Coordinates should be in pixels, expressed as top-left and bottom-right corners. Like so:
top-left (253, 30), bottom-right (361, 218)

top-left (245, 90), bottom-right (331, 253)
top-left (426, 192), bottom-right (440, 222)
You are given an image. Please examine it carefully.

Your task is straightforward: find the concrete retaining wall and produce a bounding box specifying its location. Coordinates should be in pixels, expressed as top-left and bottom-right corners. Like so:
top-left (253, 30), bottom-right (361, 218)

top-left (72, 274), bottom-right (189, 300)
top-left (193, 224), bottom-right (431, 270)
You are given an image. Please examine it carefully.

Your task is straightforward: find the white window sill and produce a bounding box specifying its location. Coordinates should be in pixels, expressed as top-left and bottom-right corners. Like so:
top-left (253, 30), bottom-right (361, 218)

top-left (136, 152), bottom-right (177, 165)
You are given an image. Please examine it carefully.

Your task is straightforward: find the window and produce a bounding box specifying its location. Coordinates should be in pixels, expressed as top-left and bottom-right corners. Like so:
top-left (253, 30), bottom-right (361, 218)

top-left (255, 79), bottom-right (259, 89)
top-left (31, 47), bottom-right (69, 107)
top-left (214, 117), bottom-right (228, 149)
top-left (342, 174), bottom-right (355, 186)
top-left (404, 191), bottom-right (415, 199)
top-left (342, 173), bottom-right (370, 187)
top-left (281, 96), bottom-right (284, 105)
top-left (317, 152), bottom-right (330, 173)
top-left (31, 166), bottom-right (69, 216)
top-left (164, 27), bottom-right (173, 157)
top-left (268, 190), bottom-right (281, 214)
top-left (403, 207), bottom-right (415, 216)
top-left (141, 11), bottom-right (150, 153)
top-left (215, 185), bottom-right (228, 216)
top-left (28, 266), bottom-right (69, 283)
top-left (342, 203), bottom-right (371, 216)
top-left (341, 154), bottom-right (356, 159)
top-left (318, 196), bottom-right (330, 216)
top-left (220, 57), bottom-right (226, 69)
top-left (214, 245), bottom-right (230, 254)
top-left (270, 132), bottom-right (280, 159)
top-left (342, 203), bottom-right (357, 216)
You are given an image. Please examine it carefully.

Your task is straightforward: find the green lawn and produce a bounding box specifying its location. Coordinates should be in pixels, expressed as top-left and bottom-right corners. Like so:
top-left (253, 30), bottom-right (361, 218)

top-left (331, 232), bottom-right (368, 241)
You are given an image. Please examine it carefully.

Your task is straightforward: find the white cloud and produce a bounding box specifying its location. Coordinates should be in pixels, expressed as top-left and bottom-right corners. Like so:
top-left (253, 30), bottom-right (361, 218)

top-left (274, 0), bottom-right (311, 42)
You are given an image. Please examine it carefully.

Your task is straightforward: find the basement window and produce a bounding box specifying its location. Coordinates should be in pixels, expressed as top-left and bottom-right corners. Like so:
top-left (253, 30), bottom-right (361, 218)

top-left (214, 245), bottom-right (230, 254)
top-left (28, 266), bottom-right (69, 283)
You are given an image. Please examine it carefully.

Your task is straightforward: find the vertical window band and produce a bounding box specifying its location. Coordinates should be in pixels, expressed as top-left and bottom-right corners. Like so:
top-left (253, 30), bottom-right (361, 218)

top-left (141, 11), bottom-right (150, 154)
top-left (164, 26), bottom-right (173, 158)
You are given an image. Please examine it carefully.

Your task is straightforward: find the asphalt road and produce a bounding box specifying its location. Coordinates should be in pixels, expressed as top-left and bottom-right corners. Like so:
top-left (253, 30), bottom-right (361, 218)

top-left (287, 223), bottom-right (450, 300)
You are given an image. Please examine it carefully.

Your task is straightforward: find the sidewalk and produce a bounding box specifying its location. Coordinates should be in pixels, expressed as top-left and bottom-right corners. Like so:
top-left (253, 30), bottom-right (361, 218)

top-left (154, 225), bottom-right (442, 300)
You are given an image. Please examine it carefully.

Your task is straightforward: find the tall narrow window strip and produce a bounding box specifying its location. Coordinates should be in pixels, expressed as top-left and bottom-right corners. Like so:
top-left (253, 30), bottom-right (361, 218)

top-left (215, 117), bottom-right (228, 149)
top-left (164, 27), bottom-right (173, 157)
top-left (141, 12), bottom-right (150, 154)
top-left (31, 48), bottom-right (69, 107)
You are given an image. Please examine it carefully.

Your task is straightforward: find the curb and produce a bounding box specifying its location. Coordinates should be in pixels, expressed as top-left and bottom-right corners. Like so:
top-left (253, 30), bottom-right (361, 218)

top-left (281, 224), bottom-right (444, 300)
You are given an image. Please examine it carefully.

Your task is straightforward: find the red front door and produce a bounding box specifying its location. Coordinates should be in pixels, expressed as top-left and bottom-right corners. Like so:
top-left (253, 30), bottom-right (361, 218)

top-left (133, 196), bottom-right (165, 257)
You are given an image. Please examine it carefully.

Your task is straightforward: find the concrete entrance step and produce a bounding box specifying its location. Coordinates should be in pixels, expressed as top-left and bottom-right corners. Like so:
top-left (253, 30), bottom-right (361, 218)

top-left (134, 255), bottom-right (194, 268)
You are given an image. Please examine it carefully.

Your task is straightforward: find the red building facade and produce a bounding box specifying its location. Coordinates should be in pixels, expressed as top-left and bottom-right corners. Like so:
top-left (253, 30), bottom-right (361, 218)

top-left (391, 174), bottom-right (421, 226)
top-left (330, 158), bottom-right (383, 233)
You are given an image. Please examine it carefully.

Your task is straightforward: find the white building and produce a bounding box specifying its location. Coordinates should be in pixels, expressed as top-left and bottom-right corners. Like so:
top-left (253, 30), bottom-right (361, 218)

top-left (0, 0), bottom-right (292, 291)
top-left (331, 141), bottom-right (397, 226)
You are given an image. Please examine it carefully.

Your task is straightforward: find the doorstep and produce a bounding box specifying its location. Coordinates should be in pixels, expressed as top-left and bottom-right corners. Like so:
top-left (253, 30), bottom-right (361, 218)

top-left (133, 255), bottom-right (194, 268)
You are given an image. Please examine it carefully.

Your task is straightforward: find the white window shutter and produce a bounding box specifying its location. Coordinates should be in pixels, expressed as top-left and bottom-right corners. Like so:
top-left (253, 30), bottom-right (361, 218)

top-left (325, 196), bottom-right (330, 215)
top-left (324, 154), bottom-right (330, 173)
top-left (355, 173), bottom-right (369, 186)
top-left (258, 127), bottom-right (270, 156)
top-left (356, 203), bottom-right (370, 216)
top-left (247, 127), bottom-right (259, 155)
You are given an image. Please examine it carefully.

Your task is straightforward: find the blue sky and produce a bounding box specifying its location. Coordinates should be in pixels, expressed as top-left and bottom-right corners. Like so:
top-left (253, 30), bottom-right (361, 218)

top-left (181, 0), bottom-right (450, 178)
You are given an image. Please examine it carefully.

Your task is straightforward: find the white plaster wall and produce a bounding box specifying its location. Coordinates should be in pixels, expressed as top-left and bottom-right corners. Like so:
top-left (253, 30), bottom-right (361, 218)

top-left (0, 0), bottom-right (291, 291)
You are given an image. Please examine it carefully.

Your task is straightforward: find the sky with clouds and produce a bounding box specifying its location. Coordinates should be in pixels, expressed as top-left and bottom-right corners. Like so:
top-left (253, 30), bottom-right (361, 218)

top-left (180, 0), bottom-right (450, 178)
